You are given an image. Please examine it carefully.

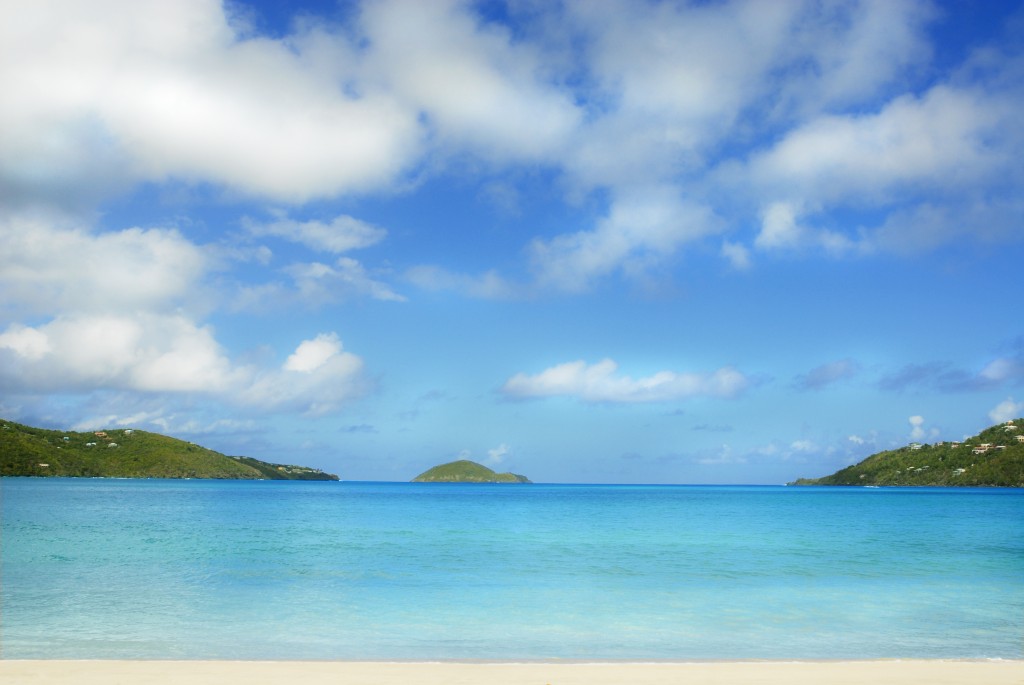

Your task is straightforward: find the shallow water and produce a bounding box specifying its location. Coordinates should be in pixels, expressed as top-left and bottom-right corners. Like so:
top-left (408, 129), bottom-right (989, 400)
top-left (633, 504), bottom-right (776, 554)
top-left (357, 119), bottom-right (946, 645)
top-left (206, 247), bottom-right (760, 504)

top-left (2, 479), bottom-right (1021, 659)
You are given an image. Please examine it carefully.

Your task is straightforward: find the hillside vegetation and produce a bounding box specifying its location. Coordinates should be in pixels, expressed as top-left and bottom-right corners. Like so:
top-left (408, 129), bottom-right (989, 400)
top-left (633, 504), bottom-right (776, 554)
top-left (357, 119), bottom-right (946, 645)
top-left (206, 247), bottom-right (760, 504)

top-left (792, 417), bottom-right (1024, 487)
top-left (0, 419), bottom-right (338, 480)
top-left (412, 459), bottom-right (531, 483)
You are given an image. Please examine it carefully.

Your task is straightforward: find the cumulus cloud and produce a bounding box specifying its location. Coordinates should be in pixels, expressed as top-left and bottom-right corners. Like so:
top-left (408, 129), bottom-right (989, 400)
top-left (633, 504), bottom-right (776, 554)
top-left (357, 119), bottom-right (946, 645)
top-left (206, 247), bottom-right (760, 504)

top-left (741, 74), bottom-right (1022, 256)
top-left (501, 358), bottom-right (750, 403)
top-left (0, 313), bottom-right (240, 393)
top-left (0, 206), bottom-right (374, 422)
top-left (989, 398), bottom-right (1024, 424)
top-left (787, 0), bottom-right (937, 110)
top-left (529, 190), bottom-right (721, 292)
top-left (284, 333), bottom-right (344, 373)
top-left (2, 0), bottom-right (1021, 443)
top-left (908, 415), bottom-right (926, 441)
top-left (0, 317), bottom-right (368, 415)
top-left (360, 0), bottom-right (580, 163)
top-left (0, 0), bottom-right (423, 204)
top-left (242, 333), bottom-right (368, 416)
top-left (3, 0), bottom-right (1019, 293)
top-left (750, 85), bottom-right (1009, 205)
top-left (0, 212), bottom-right (210, 318)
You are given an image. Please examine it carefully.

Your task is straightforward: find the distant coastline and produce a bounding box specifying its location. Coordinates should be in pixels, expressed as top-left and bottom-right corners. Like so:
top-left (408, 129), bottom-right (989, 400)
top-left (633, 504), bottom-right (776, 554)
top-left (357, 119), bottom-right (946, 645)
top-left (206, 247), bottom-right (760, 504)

top-left (792, 417), bottom-right (1023, 488)
top-left (0, 419), bottom-right (338, 481)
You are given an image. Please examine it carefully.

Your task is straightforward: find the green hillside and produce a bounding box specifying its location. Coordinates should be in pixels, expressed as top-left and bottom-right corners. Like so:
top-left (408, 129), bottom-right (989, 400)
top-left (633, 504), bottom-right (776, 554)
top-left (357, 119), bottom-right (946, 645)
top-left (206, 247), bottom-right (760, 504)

top-left (412, 459), bottom-right (531, 483)
top-left (0, 419), bottom-right (338, 480)
top-left (792, 417), bottom-right (1024, 487)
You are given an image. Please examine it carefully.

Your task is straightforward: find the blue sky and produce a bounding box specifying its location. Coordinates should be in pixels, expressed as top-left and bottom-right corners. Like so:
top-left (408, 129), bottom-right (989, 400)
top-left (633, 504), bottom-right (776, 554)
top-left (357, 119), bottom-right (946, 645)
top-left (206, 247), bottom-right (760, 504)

top-left (1, 0), bottom-right (1022, 483)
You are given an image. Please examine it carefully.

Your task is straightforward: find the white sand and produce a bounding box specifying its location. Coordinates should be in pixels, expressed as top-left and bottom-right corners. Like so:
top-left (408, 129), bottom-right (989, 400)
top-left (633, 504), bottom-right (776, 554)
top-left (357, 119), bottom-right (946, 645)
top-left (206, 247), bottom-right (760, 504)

top-left (0, 660), bottom-right (1020, 685)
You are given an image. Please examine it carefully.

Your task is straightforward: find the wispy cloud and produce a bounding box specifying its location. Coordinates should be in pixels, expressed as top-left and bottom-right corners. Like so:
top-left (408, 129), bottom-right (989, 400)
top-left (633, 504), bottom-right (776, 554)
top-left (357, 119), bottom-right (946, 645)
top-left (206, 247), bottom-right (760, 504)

top-left (405, 265), bottom-right (516, 299)
top-left (502, 358), bottom-right (751, 403)
top-left (244, 211), bottom-right (388, 254)
top-left (879, 351), bottom-right (1024, 393)
top-left (485, 443), bottom-right (512, 467)
top-left (794, 358), bottom-right (861, 390)
top-left (285, 258), bottom-right (405, 303)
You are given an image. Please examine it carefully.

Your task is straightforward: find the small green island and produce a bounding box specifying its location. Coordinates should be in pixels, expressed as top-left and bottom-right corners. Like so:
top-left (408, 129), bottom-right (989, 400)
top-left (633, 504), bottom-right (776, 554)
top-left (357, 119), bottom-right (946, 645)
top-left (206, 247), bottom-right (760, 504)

top-left (412, 459), bottom-right (531, 483)
top-left (792, 417), bottom-right (1024, 487)
top-left (0, 419), bottom-right (338, 480)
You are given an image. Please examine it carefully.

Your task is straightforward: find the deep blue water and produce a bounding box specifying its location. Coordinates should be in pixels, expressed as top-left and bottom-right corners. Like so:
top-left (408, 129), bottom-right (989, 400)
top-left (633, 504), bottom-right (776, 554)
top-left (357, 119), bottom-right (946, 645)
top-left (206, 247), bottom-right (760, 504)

top-left (1, 479), bottom-right (1021, 660)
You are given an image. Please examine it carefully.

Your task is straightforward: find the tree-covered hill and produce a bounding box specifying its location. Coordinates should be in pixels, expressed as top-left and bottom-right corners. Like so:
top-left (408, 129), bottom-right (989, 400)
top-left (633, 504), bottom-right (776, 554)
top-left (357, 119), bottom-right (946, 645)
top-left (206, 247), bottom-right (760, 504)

top-left (792, 418), bottom-right (1024, 487)
top-left (411, 459), bottom-right (531, 483)
top-left (0, 419), bottom-right (338, 480)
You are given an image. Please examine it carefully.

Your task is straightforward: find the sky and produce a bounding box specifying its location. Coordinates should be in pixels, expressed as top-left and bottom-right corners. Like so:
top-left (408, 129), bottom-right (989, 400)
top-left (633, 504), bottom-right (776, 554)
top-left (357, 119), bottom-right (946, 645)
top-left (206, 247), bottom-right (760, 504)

top-left (1, 0), bottom-right (1023, 484)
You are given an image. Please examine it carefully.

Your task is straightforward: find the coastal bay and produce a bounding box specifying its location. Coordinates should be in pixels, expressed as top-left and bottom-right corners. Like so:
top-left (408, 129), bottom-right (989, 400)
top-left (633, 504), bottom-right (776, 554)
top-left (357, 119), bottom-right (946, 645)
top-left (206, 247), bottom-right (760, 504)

top-left (3, 479), bottom-right (1020, 661)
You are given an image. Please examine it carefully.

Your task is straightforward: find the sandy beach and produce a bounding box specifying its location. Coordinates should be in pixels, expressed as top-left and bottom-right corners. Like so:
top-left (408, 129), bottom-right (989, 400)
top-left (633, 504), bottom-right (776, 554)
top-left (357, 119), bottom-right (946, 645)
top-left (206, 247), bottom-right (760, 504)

top-left (0, 660), bottom-right (1020, 685)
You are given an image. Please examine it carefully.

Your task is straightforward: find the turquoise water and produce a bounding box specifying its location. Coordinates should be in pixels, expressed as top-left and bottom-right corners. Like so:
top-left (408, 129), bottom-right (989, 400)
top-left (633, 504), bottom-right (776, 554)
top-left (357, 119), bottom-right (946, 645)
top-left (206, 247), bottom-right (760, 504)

top-left (1, 479), bottom-right (1021, 660)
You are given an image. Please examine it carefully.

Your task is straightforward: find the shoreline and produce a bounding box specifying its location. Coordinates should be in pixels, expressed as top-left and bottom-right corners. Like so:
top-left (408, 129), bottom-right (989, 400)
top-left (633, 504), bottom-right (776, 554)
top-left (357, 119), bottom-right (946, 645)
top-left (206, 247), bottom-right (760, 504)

top-left (1, 660), bottom-right (1021, 685)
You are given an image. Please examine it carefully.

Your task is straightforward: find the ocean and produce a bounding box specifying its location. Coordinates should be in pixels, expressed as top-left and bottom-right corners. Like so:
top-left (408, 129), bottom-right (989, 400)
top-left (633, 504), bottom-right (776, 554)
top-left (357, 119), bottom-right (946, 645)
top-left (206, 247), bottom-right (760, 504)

top-left (1, 479), bottom-right (1021, 660)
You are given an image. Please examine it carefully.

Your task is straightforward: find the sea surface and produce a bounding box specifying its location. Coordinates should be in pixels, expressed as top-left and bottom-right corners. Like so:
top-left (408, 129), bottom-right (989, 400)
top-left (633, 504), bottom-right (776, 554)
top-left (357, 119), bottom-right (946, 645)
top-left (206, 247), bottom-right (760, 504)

top-left (1, 479), bottom-right (1021, 660)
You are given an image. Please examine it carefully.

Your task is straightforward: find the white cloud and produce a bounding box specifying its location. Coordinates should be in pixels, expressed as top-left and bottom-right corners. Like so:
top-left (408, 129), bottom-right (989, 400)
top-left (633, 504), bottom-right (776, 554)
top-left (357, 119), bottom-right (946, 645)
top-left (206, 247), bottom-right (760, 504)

top-left (485, 443), bottom-right (511, 467)
top-left (753, 201), bottom-right (857, 256)
top-left (245, 212), bottom-right (387, 254)
top-left (695, 444), bottom-right (748, 466)
top-left (285, 258), bottom-right (405, 303)
top-left (720, 241), bottom-right (751, 271)
top-left (242, 333), bottom-right (368, 416)
top-left (0, 313), bottom-right (240, 393)
top-left (0, 212), bottom-right (210, 318)
top-left (989, 398), bottom-right (1024, 424)
top-left (780, 0), bottom-right (937, 112)
top-left (755, 201), bottom-right (804, 250)
top-left (0, 0), bottom-right (422, 204)
top-left (909, 415), bottom-right (926, 441)
top-left (529, 190), bottom-right (721, 292)
top-left (3, 0), bottom-right (1015, 294)
top-left (360, 0), bottom-right (580, 164)
top-left (979, 357), bottom-right (1022, 384)
top-left (566, 0), bottom-right (800, 167)
top-left (0, 208), bottom-right (374, 418)
top-left (0, 325), bottom-right (51, 361)
top-left (405, 265), bottom-right (516, 299)
top-left (752, 84), bottom-right (1008, 201)
top-left (284, 333), bottom-right (343, 373)
top-left (502, 358), bottom-right (750, 403)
